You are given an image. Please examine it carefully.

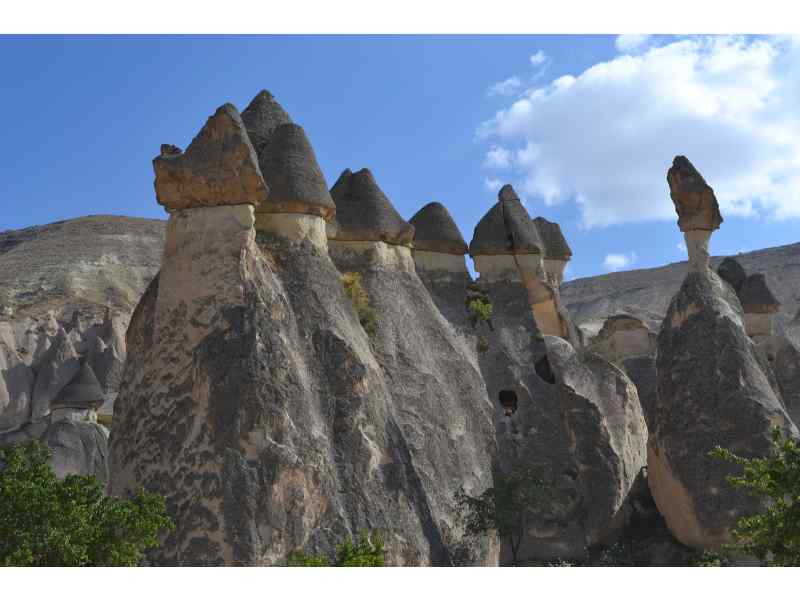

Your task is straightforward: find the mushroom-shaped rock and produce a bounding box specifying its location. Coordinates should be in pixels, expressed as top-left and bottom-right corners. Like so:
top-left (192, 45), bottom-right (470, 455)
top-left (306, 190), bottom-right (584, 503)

top-left (255, 123), bottom-right (335, 220)
top-left (240, 89), bottom-right (293, 155)
top-left (469, 184), bottom-right (543, 257)
top-left (589, 314), bottom-right (656, 364)
top-left (50, 360), bottom-right (105, 413)
top-left (30, 328), bottom-right (80, 422)
top-left (667, 156), bottom-right (723, 232)
top-left (649, 271), bottom-right (797, 549)
top-left (409, 202), bottom-right (467, 255)
top-left (716, 257), bottom-right (747, 295)
top-left (328, 168), bottom-right (414, 245)
top-left (668, 156), bottom-right (723, 273)
top-left (154, 103), bottom-right (269, 212)
top-left (532, 217), bottom-right (572, 260)
top-left (739, 273), bottom-right (781, 341)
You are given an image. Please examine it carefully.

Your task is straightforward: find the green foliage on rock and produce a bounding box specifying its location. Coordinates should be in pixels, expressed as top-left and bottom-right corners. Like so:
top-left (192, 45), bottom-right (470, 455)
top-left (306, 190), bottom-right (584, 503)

top-left (287, 530), bottom-right (385, 566)
top-left (455, 464), bottom-right (549, 566)
top-left (341, 272), bottom-right (378, 336)
top-left (467, 298), bottom-right (493, 325)
top-left (0, 441), bottom-right (174, 566)
top-left (709, 427), bottom-right (800, 566)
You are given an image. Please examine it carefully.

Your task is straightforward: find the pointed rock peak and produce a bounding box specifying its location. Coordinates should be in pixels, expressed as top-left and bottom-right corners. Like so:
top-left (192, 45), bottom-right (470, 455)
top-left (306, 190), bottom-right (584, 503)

top-left (532, 216), bottom-right (572, 260)
top-left (409, 202), bottom-right (467, 255)
top-left (739, 273), bottom-right (780, 314)
top-left (153, 103), bottom-right (269, 212)
top-left (51, 359), bottom-right (105, 409)
top-left (717, 257), bottom-right (747, 294)
top-left (667, 155), bottom-right (723, 232)
top-left (241, 89), bottom-right (293, 154)
top-left (469, 187), bottom-right (542, 256)
top-left (328, 168), bottom-right (414, 245)
top-left (498, 184), bottom-right (521, 203)
top-left (256, 122), bottom-right (335, 220)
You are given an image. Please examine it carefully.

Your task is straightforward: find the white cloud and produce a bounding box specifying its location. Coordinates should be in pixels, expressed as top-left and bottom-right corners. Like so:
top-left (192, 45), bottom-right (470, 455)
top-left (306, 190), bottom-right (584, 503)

top-left (615, 34), bottom-right (651, 53)
top-left (487, 76), bottom-right (522, 97)
top-left (529, 50), bottom-right (547, 66)
top-left (478, 36), bottom-right (800, 228)
top-left (483, 145), bottom-right (512, 169)
top-left (677, 240), bottom-right (687, 252)
top-left (603, 251), bottom-right (638, 272)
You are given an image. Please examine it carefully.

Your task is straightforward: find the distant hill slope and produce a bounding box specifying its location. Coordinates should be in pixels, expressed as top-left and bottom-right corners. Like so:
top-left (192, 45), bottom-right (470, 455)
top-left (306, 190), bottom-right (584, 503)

top-left (562, 241), bottom-right (800, 339)
top-left (0, 216), bottom-right (165, 323)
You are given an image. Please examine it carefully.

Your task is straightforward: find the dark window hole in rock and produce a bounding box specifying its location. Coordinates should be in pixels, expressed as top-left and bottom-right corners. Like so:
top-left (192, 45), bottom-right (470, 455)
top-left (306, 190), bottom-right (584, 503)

top-left (535, 355), bottom-right (556, 384)
top-left (499, 390), bottom-right (518, 416)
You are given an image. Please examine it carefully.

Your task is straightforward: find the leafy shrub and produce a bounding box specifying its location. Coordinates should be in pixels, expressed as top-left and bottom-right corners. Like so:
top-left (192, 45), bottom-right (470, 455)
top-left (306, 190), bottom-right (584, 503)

top-left (0, 441), bottom-right (174, 566)
top-left (341, 272), bottom-right (378, 336)
top-left (476, 336), bottom-right (490, 354)
top-left (467, 298), bottom-right (493, 325)
top-left (287, 530), bottom-right (385, 566)
top-left (709, 427), bottom-right (800, 566)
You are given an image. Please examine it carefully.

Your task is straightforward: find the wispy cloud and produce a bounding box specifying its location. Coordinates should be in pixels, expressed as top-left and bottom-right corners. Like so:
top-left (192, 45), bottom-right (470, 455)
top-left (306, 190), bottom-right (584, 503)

top-left (529, 50), bottom-right (547, 66)
top-left (603, 251), bottom-right (638, 272)
top-left (487, 76), bottom-right (522, 97)
top-left (483, 145), bottom-right (512, 169)
top-left (615, 34), bottom-right (652, 53)
top-left (483, 176), bottom-right (503, 192)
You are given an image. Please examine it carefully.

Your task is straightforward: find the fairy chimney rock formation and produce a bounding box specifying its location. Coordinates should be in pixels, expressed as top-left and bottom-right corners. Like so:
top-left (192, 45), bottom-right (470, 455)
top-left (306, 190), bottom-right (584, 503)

top-left (409, 202), bottom-right (468, 275)
top-left (532, 216), bottom-right (572, 286)
top-left (470, 185), bottom-right (575, 340)
top-left (649, 161), bottom-right (797, 550)
top-left (739, 273), bottom-right (781, 341)
top-left (716, 257), bottom-right (747, 295)
top-left (327, 168), bottom-right (416, 272)
top-left (589, 314), bottom-right (656, 365)
top-left (50, 360), bottom-right (104, 423)
top-left (667, 156), bottom-right (722, 272)
top-left (153, 103), bottom-right (269, 212)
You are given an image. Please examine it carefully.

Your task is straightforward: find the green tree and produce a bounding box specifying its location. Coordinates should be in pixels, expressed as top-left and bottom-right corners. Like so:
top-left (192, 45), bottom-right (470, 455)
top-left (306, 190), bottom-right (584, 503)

top-left (709, 427), bottom-right (800, 566)
top-left (0, 441), bottom-right (174, 566)
top-left (287, 530), bottom-right (385, 566)
top-left (455, 464), bottom-right (548, 566)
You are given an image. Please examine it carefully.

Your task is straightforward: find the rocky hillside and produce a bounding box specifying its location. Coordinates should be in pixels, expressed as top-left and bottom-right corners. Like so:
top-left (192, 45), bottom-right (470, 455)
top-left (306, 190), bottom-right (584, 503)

top-left (562, 242), bottom-right (800, 338)
top-left (0, 215), bottom-right (165, 323)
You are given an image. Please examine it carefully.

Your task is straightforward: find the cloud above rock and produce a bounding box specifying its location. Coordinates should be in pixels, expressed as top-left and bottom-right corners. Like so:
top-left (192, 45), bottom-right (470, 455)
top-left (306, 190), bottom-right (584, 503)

top-left (603, 251), bottom-right (638, 271)
top-left (478, 36), bottom-right (800, 228)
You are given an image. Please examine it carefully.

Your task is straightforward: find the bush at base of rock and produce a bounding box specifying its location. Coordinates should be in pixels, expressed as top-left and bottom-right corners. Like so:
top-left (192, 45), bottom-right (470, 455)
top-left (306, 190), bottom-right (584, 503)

top-left (287, 531), bottom-right (385, 566)
top-left (0, 441), bottom-right (173, 566)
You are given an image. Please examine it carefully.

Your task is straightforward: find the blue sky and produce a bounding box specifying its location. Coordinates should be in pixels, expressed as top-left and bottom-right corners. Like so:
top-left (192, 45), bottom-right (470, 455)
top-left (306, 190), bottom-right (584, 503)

top-left (1, 35), bottom-right (798, 279)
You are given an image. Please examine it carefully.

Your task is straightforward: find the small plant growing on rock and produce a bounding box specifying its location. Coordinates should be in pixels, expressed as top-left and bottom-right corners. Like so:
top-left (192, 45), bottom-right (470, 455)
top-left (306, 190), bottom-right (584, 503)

top-left (287, 530), bottom-right (385, 566)
top-left (708, 426), bottom-right (800, 566)
top-left (341, 272), bottom-right (378, 336)
top-left (467, 298), bottom-right (493, 326)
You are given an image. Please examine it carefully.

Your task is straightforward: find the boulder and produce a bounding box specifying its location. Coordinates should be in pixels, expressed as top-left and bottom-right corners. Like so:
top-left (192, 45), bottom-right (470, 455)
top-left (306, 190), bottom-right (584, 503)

top-left (649, 270), bottom-right (797, 548)
top-left (153, 103), bottom-right (269, 212)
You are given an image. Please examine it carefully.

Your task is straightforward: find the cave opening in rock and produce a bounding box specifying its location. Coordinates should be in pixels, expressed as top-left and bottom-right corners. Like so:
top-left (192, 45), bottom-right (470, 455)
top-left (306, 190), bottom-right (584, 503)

top-left (499, 390), bottom-right (518, 416)
top-left (535, 355), bottom-right (556, 384)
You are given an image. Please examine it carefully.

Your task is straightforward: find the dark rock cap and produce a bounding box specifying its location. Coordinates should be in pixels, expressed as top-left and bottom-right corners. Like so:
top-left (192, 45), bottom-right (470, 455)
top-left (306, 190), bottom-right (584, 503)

top-left (532, 217), bottom-right (572, 260)
top-left (469, 184), bottom-right (542, 256)
top-left (240, 90), bottom-right (293, 155)
top-left (51, 360), bottom-right (105, 409)
top-left (256, 123), bottom-right (335, 220)
top-left (667, 155), bottom-right (723, 232)
top-left (328, 169), bottom-right (414, 245)
top-left (409, 202), bottom-right (467, 255)
top-left (739, 273), bottom-right (781, 314)
top-left (153, 103), bottom-right (269, 211)
top-left (717, 257), bottom-right (747, 294)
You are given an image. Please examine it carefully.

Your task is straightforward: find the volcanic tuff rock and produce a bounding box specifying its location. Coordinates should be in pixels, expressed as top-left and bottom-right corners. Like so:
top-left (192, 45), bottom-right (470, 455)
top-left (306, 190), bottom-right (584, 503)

top-left (739, 273), bottom-right (781, 314)
top-left (409, 202), bottom-right (468, 255)
top-left (469, 185), bottom-right (543, 256)
top-left (110, 111), bottom-right (496, 566)
top-left (532, 217), bottom-right (572, 260)
top-left (153, 104), bottom-right (269, 212)
top-left (717, 257), bottom-right (747, 295)
top-left (240, 89), bottom-right (293, 156)
top-left (667, 156), bottom-right (722, 233)
top-left (328, 169), bottom-right (415, 245)
top-left (255, 123), bottom-right (335, 219)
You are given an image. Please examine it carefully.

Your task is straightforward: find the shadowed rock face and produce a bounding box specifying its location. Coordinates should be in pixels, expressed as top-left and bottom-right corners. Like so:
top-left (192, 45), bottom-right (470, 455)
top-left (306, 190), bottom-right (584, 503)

top-left (154, 104), bottom-right (269, 212)
top-left (717, 257), bottom-right (747, 295)
top-left (739, 273), bottom-right (781, 314)
top-left (328, 169), bottom-right (414, 245)
top-left (240, 89), bottom-right (293, 156)
top-left (469, 185), bottom-right (542, 256)
top-left (649, 270), bottom-right (797, 549)
top-left (532, 217), bottom-right (572, 260)
top-left (255, 123), bottom-right (335, 219)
